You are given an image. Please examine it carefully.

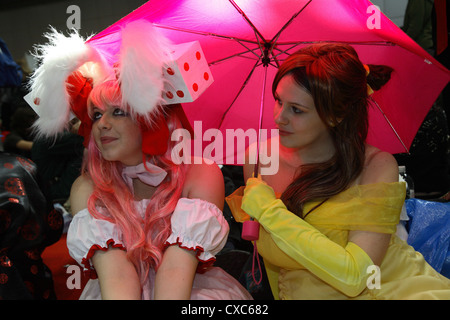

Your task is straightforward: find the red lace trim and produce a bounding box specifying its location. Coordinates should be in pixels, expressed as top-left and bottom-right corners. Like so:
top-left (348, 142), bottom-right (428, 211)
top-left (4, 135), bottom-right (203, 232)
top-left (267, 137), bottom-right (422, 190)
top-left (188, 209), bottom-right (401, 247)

top-left (81, 239), bottom-right (126, 279)
top-left (163, 237), bottom-right (215, 274)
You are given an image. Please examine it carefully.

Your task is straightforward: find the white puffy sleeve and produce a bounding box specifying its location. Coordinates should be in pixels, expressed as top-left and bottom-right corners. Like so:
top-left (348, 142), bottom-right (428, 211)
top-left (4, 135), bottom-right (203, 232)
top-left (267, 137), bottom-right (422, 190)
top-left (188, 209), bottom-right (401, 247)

top-left (67, 208), bottom-right (126, 279)
top-left (164, 198), bottom-right (229, 268)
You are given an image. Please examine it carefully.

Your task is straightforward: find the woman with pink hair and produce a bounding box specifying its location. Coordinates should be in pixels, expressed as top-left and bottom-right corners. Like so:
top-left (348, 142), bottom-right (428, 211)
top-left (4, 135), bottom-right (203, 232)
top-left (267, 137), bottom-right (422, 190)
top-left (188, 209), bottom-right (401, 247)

top-left (28, 21), bottom-right (252, 300)
top-left (68, 79), bottom-right (250, 300)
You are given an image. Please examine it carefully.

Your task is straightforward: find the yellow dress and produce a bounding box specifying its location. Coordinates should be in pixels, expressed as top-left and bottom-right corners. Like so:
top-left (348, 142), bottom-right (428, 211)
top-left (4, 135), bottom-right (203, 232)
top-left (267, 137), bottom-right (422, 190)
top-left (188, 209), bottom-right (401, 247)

top-left (226, 182), bottom-right (450, 299)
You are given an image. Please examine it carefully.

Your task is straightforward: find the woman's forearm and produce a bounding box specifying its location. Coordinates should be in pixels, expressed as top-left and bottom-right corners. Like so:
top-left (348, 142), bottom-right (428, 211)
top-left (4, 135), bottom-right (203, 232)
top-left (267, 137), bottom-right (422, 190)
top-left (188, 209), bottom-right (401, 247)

top-left (154, 245), bottom-right (198, 300)
top-left (92, 247), bottom-right (142, 300)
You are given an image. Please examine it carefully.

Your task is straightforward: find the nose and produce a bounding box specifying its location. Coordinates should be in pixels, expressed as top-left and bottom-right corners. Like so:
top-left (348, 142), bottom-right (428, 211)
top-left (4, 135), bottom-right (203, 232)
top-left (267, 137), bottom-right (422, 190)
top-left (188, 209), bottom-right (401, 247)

top-left (274, 103), bottom-right (288, 126)
top-left (97, 113), bottom-right (112, 130)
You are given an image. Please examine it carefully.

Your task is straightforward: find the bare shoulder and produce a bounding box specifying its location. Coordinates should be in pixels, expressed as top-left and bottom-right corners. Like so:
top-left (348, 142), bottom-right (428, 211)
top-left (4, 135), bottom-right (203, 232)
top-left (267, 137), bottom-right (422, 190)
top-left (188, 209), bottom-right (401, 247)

top-left (69, 174), bottom-right (94, 216)
top-left (183, 159), bottom-right (225, 210)
top-left (360, 145), bottom-right (399, 184)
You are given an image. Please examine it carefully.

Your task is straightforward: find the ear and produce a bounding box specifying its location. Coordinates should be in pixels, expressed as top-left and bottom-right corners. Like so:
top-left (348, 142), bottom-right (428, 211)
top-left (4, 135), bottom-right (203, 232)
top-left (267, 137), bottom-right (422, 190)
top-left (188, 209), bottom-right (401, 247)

top-left (118, 21), bottom-right (173, 120)
top-left (29, 28), bottom-right (105, 138)
top-left (327, 117), bottom-right (343, 127)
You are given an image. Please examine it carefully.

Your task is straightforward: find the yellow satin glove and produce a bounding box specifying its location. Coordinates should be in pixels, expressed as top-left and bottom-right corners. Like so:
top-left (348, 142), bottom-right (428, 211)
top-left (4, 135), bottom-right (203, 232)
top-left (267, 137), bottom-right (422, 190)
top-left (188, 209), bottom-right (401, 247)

top-left (241, 177), bottom-right (375, 297)
top-left (242, 177), bottom-right (278, 220)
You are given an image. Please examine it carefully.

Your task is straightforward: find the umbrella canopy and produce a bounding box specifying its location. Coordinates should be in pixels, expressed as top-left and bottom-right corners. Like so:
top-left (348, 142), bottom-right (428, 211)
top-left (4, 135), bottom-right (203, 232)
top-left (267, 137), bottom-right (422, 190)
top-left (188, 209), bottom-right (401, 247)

top-left (87, 0), bottom-right (450, 163)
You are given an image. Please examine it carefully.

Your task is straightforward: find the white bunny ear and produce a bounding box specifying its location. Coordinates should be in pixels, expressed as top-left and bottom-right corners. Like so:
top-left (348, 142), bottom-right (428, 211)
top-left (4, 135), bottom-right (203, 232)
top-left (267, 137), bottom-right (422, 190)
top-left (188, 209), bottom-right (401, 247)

top-left (28, 27), bottom-right (104, 138)
top-left (118, 21), bottom-right (173, 121)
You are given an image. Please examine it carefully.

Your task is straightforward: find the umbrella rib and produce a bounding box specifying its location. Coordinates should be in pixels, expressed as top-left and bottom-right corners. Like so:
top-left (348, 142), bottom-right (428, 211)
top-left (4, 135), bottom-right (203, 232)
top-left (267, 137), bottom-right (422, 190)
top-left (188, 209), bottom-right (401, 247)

top-left (228, 0), bottom-right (266, 42)
top-left (209, 51), bottom-right (259, 66)
top-left (271, 40), bottom-right (397, 60)
top-left (269, 0), bottom-right (314, 44)
top-left (153, 23), bottom-right (258, 45)
top-left (276, 40), bottom-right (397, 46)
top-left (154, 23), bottom-right (263, 65)
top-left (370, 97), bottom-right (409, 154)
top-left (234, 38), bottom-right (263, 60)
top-left (217, 59), bottom-right (260, 129)
top-left (208, 35), bottom-right (263, 66)
top-left (272, 43), bottom-right (303, 59)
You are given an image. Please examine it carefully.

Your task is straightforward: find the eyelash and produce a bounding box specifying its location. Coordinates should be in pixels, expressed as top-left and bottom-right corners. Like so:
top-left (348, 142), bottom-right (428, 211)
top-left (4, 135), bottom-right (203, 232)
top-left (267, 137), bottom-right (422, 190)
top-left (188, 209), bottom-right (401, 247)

top-left (291, 106), bottom-right (303, 114)
top-left (92, 108), bottom-right (127, 121)
top-left (276, 98), bottom-right (303, 114)
top-left (113, 108), bottom-right (127, 116)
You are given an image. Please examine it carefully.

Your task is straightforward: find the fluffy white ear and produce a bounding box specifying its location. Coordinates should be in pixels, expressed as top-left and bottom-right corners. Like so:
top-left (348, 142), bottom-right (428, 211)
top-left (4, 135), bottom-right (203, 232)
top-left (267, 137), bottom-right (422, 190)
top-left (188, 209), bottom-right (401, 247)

top-left (118, 21), bottom-right (173, 121)
top-left (29, 28), bottom-right (102, 138)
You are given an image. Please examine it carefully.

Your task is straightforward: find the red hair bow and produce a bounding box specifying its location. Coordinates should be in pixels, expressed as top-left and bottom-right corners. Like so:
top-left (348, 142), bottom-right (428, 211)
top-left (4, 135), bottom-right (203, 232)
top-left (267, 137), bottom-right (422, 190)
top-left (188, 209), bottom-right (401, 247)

top-left (66, 71), bottom-right (93, 147)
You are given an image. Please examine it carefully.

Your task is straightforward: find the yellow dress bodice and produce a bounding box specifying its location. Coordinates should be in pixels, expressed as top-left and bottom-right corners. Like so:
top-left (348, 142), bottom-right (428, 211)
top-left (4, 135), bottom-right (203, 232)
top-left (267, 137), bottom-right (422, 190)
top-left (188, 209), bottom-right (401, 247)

top-left (226, 182), bottom-right (450, 299)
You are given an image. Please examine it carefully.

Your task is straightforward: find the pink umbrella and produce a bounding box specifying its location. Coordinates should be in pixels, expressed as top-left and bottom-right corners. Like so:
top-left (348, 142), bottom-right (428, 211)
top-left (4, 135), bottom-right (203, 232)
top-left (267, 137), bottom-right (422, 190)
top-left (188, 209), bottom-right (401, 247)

top-left (87, 0), bottom-right (450, 163)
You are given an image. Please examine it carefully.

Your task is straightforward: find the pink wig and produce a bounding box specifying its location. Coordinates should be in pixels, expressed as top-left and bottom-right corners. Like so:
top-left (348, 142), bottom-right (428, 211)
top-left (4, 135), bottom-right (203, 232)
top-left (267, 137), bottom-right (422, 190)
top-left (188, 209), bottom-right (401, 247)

top-left (84, 80), bottom-right (186, 288)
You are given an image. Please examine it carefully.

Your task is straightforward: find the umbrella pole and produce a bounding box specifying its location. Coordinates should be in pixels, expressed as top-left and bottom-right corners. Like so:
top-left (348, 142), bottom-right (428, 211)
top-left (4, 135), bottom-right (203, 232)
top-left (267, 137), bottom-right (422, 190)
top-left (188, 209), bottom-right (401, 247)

top-left (254, 64), bottom-right (268, 177)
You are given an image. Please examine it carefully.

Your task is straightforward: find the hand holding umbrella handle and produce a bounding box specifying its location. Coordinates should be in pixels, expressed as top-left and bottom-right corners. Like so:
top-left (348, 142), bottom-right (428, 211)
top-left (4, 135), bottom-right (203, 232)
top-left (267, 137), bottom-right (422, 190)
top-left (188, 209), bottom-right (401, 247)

top-left (242, 173), bottom-right (262, 241)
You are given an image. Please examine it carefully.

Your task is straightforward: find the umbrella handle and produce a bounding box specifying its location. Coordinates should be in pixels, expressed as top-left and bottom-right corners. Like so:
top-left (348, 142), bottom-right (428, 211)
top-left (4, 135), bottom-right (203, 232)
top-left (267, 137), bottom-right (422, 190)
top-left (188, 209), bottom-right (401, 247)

top-left (242, 219), bottom-right (260, 241)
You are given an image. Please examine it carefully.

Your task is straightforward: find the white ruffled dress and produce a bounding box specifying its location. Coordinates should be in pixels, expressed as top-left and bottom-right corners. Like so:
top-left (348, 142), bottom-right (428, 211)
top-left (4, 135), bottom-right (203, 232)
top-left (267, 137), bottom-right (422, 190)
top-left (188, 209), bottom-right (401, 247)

top-left (67, 197), bottom-right (252, 300)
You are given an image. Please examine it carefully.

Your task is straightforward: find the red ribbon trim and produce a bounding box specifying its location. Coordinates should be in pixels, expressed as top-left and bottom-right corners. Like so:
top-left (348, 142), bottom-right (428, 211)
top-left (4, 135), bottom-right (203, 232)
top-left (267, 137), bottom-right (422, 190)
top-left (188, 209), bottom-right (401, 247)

top-left (80, 238), bottom-right (126, 279)
top-left (164, 237), bottom-right (216, 273)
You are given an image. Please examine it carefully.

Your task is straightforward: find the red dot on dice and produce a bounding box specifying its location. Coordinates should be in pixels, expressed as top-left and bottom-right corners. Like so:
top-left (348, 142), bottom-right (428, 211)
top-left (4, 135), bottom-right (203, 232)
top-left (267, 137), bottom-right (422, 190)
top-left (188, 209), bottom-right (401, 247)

top-left (196, 51), bottom-right (201, 60)
top-left (184, 63), bottom-right (189, 71)
top-left (166, 91), bottom-right (174, 99)
top-left (34, 98), bottom-right (40, 105)
top-left (193, 83), bottom-right (198, 92)
top-left (204, 72), bottom-right (209, 81)
top-left (167, 68), bottom-right (175, 75)
top-left (176, 90), bottom-right (185, 98)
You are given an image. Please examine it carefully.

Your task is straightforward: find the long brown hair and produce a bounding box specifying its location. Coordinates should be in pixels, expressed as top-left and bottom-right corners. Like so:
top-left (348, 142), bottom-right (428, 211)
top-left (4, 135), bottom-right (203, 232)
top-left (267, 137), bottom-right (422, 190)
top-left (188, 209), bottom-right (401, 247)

top-left (274, 43), bottom-right (393, 218)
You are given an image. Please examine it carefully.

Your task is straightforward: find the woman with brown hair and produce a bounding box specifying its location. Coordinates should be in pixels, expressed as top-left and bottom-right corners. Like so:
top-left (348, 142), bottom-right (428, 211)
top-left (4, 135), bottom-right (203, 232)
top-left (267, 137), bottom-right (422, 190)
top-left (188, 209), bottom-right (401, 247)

top-left (228, 43), bottom-right (450, 299)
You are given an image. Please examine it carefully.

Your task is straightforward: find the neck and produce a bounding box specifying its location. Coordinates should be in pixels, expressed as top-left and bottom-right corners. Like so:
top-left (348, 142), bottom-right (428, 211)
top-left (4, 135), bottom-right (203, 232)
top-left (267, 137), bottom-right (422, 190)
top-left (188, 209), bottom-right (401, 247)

top-left (121, 153), bottom-right (145, 167)
top-left (132, 178), bottom-right (156, 201)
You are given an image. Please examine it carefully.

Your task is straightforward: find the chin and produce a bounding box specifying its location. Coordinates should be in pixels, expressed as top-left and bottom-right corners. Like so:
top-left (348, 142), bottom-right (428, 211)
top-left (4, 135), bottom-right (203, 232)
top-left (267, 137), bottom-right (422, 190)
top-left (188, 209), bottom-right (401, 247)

top-left (100, 154), bottom-right (118, 163)
top-left (100, 147), bottom-right (143, 165)
top-left (279, 135), bottom-right (297, 147)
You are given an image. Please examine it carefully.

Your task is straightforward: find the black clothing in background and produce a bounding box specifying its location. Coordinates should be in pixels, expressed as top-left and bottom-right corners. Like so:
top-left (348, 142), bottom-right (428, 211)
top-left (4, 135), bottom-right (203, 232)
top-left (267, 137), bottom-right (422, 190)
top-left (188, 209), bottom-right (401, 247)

top-left (0, 153), bottom-right (63, 299)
